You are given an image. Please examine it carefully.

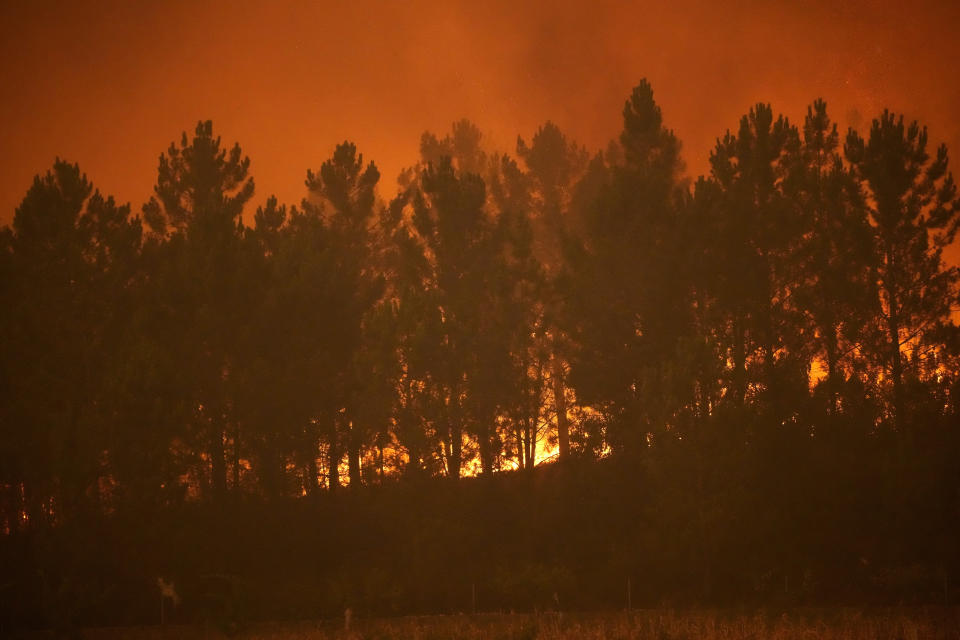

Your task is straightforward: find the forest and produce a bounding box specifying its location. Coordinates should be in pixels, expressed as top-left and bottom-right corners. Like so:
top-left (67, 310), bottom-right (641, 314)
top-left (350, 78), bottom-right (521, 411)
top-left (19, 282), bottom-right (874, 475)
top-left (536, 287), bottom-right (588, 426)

top-left (1, 80), bottom-right (959, 630)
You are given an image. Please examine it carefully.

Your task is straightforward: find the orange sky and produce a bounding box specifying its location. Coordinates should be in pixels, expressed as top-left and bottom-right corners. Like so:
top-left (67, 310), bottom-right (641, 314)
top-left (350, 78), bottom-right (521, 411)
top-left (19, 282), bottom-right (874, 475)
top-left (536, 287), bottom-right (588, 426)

top-left (2, 0), bottom-right (959, 258)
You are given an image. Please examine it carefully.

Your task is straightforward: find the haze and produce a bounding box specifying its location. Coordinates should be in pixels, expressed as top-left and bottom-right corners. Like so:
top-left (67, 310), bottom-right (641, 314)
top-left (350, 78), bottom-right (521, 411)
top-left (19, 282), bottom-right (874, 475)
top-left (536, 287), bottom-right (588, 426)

top-left (2, 0), bottom-right (959, 237)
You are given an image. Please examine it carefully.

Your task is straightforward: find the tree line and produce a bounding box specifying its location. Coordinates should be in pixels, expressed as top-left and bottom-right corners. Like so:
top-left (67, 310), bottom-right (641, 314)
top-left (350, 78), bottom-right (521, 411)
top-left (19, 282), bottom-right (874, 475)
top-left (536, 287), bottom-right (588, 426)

top-left (2, 80), bottom-right (959, 526)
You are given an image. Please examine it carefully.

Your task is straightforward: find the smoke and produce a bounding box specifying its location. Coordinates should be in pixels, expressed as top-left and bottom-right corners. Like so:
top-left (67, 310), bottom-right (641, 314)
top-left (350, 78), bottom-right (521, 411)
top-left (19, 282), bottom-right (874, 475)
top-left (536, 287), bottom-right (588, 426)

top-left (1, 0), bottom-right (958, 237)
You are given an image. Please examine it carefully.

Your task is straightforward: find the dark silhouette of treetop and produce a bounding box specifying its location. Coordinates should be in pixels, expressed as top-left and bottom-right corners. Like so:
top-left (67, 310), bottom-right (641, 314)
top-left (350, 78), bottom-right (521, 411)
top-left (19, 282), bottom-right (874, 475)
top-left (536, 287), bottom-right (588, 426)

top-left (305, 141), bottom-right (379, 235)
top-left (620, 79), bottom-right (683, 182)
top-left (143, 120), bottom-right (254, 239)
top-left (420, 119), bottom-right (487, 176)
top-left (845, 110), bottom-right (960, 431)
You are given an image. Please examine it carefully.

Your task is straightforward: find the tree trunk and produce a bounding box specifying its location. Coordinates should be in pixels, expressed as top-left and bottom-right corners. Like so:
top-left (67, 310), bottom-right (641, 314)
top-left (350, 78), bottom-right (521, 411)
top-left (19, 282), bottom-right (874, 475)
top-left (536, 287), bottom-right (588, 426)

top-left (514, 425), bottom-right (524, 470)
top-left (232, 420), bottom-right (241, 493)
top-left (449, 423), bottom-right (462, 480)
top-left (732, 309), bottom-right (746, 406)
top-left (527, 417), bottom-right (536, 473)
top-left (328, 424), bottom-right (341, 492)
top-left (825, 323), bottom-right (840, 416)
top-left (347, 422), bottom-right (362, 488)
top-left (552, 357), bottom-right (569, 461)
top-left (479, 429), bottom-right (493, 476)
top-left (445, 388), bottom-right (462, 480)
top-left (886, 293), bottom-right (904, 433)
top-left (305, 442), bottom-right (319, 497)
top-left (210, 425), bottom-right (227, 501)
top-left (261, 439), bottom-right (283, 499)
top-left (477, 408), bottom-right (496, 476)
top-left (377, 441), bottom-right (384, 485)
top-left (882, 245), bottom-right (905, 434)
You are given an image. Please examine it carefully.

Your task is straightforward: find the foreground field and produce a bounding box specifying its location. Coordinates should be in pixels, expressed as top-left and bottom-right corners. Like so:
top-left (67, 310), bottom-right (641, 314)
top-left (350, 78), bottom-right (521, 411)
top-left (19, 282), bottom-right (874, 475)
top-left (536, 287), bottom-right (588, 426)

top-left (74, 609), bottom-right (960, 640)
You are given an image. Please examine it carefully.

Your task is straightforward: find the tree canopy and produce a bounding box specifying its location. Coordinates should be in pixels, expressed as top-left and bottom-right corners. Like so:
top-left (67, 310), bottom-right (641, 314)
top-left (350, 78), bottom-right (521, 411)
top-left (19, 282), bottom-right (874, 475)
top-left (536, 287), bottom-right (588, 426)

top-left (2, 83), bottom-right (959, 628)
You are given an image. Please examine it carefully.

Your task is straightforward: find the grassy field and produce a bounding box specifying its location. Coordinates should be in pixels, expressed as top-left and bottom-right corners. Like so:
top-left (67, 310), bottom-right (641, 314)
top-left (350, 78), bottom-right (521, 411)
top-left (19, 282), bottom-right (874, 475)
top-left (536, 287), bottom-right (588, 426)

top-left (66, 608), bottom-right (960, 640)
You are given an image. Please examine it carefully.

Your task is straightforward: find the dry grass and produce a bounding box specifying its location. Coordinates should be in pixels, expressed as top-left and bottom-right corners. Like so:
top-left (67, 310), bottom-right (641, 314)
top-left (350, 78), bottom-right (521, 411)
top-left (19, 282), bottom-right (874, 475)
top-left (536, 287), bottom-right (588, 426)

top-left (77, 608), bottom-right (960, 640)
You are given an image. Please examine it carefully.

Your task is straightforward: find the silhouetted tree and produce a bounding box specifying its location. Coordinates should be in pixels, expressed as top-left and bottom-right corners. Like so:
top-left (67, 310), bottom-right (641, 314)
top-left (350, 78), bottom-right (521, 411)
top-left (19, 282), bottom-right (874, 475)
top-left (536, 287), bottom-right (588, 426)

top-left (845, 111), bottom-right (960, 433)
top-left (235, 195), bottom-right (301, 498)
top-left (418, 119), bottom-right (488, 177)
top-left (788, 100), bottom-right (877, 414)
top-left (2, 160), bottom-right (141, 524)
top-left (707, 103), bottom-right (802, 409)
top-left (142, 120), bottom-right (254, 501)
top-left (6, 85), bottom-right (960, 630)
top-left (416, 157), bottom-right (493, 476)
top-left (377, 188), bottom-right (448, 479)
top-left (515, 122), bottom-right (589, 462)
top-left (565, 80), bottom-right (692, 452)
top-left (302, 142), bottom-right (385, 488)
top-left (387, 133), bottom-right (520, 477)
top-left (486, 153), bottom-right (548, 472)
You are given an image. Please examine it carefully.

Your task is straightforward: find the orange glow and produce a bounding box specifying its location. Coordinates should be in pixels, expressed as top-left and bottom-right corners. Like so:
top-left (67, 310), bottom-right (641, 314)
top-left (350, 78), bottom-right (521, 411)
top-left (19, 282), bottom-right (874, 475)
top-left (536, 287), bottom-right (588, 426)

top-left (2, 2), bottom-right (959, 260)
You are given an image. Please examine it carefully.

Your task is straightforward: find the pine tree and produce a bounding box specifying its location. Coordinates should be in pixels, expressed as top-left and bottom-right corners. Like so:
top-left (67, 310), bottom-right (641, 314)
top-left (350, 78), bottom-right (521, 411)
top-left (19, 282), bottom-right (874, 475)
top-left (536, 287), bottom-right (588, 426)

top-left (565, 80), bottom-right (691, 452)
top-left (142, 120), bottom-right (254, 500)
top-left (302, 142), bottom-right (384, 489)
top-left (707, 103), bottom-right (802, 408)
top-left (515, 122), bottom-right (589, 462)
top-left (3, 160), bottom-right (141, 523)
top-left (788, 100), bottom-right (877, 414)
top-left (845, 111), bottom-right (960, 433)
